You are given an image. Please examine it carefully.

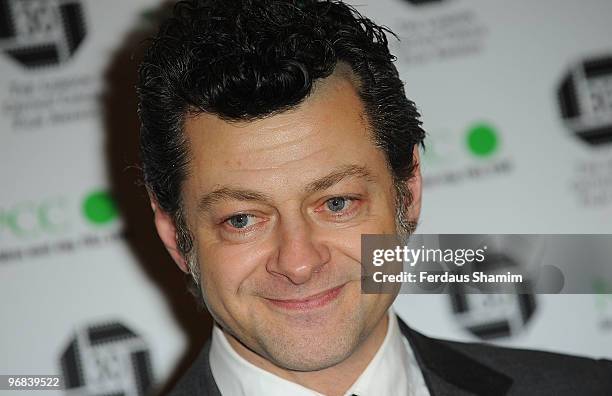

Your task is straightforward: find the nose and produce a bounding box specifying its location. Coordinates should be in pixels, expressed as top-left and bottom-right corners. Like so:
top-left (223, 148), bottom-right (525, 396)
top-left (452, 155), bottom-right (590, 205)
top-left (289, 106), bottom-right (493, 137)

top-left (266, 218), bottom-right (331, 285)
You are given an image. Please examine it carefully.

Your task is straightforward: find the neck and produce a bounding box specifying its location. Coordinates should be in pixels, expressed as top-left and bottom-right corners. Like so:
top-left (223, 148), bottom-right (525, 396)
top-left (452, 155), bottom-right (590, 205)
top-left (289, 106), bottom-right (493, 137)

top-left (224, 313), bottom-right (390, 396)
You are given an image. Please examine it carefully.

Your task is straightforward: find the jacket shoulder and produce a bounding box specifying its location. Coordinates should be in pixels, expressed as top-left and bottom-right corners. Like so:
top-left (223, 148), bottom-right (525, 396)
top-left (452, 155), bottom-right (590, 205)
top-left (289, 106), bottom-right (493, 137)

top-left (166, 341), bottom-right (221, 396)
top-left (439, 337), bottom-right (612, 394)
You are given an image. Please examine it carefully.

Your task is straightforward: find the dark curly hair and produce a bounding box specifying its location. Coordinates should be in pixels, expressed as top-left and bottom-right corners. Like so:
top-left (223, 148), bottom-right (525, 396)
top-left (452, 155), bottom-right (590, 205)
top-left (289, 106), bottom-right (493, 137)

top-left (137, 0), bottom-right (425, 302)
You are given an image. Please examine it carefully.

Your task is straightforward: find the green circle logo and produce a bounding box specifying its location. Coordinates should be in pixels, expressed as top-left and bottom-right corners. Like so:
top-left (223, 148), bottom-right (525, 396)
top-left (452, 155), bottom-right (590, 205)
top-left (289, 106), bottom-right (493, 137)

top-left (83, 191), bottom-right (118, 225)
top-left (466, 123), bottom-right (499, 157)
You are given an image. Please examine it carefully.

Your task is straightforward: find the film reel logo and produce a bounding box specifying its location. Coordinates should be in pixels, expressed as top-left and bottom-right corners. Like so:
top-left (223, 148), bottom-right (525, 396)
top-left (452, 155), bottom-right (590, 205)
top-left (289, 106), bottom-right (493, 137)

top-left (0, 0), bottom-right (86, 68)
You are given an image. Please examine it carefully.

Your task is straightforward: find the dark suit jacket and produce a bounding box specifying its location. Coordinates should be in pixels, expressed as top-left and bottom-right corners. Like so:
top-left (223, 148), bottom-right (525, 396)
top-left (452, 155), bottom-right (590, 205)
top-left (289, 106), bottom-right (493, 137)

top-left (167, 317), bottom-right (612, 395)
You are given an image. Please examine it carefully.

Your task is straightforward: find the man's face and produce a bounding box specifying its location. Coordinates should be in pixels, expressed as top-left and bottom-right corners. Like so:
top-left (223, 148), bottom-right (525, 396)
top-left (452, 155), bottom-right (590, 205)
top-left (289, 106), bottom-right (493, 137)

top-left (174, 73), bottom-right (419, 371)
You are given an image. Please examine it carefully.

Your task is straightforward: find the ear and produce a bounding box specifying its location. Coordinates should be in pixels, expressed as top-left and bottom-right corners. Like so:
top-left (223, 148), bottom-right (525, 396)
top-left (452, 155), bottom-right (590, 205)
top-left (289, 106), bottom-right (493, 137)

top-left (406, 145), bottom-right (422, 223)
top-left (149, 196), bottom-right (190, 273)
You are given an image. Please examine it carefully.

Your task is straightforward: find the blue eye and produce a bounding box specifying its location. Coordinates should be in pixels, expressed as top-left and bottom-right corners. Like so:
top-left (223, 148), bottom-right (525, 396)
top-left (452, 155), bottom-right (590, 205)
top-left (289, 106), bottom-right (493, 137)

top-left (228, 214), bottom-right (251, 228)
top-left (326, 197), bottom-right (347, 212)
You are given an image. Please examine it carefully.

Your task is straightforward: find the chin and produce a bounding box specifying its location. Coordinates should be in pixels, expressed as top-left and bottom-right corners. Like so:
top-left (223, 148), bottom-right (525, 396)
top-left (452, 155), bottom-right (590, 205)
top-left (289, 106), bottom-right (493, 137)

top-left (253, 306), bottom-right (364, 371)
top-left (264, 331), bottom-right (359, 372)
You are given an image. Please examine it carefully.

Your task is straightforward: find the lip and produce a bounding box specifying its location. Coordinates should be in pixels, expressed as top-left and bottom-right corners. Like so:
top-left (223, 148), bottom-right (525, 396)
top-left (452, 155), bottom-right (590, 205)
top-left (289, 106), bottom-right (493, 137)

top-left (265, 284), bottom-right (345, 311)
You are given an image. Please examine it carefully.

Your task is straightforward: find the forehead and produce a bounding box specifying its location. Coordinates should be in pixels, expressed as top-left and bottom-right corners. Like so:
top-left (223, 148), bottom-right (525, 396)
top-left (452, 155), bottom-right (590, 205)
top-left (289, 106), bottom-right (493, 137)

top-left (182, 73), bottom-right (390, 198)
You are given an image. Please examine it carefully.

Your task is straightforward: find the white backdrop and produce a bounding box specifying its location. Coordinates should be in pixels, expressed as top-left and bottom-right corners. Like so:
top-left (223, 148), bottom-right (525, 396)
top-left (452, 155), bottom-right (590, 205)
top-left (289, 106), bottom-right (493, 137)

top-left (1, 0), bottom-right (611, 395)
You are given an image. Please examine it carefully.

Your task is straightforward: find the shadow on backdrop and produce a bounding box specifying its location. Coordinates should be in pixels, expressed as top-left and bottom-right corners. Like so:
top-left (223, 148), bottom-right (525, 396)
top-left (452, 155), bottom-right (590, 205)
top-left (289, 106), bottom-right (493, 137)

top-left (101, 3), bottom-right (213, 394)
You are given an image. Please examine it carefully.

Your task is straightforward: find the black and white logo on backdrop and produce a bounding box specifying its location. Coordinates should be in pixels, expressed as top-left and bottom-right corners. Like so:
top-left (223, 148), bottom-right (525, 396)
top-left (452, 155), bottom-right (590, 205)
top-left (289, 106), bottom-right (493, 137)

top-left (558, 55), bottom-right (612, 145)
top-left (60, 321), bottom-right (154, 396)
top-left (0, 0), bottom-right (86, 68)
top-left (449, 244), bottom-right (537, 340)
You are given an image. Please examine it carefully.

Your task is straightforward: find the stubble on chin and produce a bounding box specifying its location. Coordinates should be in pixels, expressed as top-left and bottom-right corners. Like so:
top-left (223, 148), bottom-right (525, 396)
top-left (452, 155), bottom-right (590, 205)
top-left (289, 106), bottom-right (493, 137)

top-left (251, 306), bottom-right (363, 371)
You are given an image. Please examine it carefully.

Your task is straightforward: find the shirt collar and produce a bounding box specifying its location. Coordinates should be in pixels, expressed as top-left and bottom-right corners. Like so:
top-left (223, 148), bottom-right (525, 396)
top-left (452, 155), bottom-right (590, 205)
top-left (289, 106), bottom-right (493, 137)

top-left (347, 310), bottom-right (412, 396)
top-left (209, 310), bottom-right (417, 396)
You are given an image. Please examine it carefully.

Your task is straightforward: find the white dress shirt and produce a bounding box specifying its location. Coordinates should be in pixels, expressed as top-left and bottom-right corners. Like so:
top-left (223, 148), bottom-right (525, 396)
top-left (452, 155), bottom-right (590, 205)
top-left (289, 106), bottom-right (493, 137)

top-left (209, 310), bottom-right (431, 396)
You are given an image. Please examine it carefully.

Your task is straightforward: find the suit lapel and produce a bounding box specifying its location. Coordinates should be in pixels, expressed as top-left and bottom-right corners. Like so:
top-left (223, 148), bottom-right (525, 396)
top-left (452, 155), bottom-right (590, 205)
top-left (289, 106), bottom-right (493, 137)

top-left (184, 340), bottom-right (222, 396)
top-left (397, 316), bottom-right (513, 396)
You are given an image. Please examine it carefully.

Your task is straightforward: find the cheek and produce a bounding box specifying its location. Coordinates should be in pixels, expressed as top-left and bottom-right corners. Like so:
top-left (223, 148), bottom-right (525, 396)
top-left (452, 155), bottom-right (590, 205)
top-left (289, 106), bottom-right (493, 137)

top-left (197, 240), bottom-right (272, 299)
top-left (325, 230), bottom-right (362, 264)
top-left (360, 292), bottom-right (396, 324)
top-left (358, 189), bottom-right (399, 235)
top-left (325, 216), bottom-right (397, 265)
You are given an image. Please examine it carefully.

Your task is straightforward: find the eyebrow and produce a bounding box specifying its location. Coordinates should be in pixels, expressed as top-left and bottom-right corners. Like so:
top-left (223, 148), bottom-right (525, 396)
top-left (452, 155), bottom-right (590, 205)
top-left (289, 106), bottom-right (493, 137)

top-left (197, 164), bottom-right (375, 213)
top-left (304, 164), bottom-right (374, 194)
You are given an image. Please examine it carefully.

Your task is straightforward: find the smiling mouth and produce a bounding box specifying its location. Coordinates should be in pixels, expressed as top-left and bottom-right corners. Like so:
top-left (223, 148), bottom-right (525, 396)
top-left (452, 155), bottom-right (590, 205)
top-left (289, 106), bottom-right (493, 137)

top-left (265, 284), bottom-right (346, 310)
